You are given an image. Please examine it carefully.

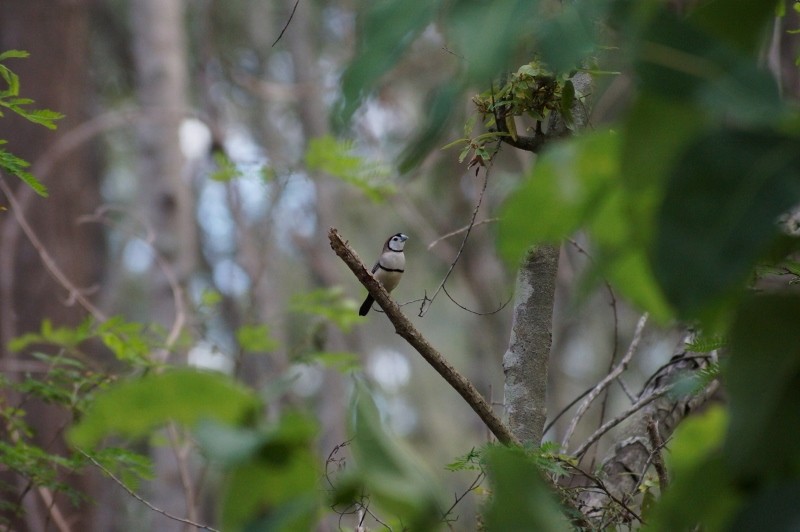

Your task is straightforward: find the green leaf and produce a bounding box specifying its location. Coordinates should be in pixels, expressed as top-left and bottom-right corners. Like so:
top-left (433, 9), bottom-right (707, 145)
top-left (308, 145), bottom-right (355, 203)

top-left (685, 336), bottom-right (727, 353)
top-left (535, 1), bottom-right (607, 74)
top-left (305, 135), bottom-right (395, 202)
top-left (0, 149), bottom-right (48, 197)
top-left (342, 380), bottom-right (445, 529)
top-left (97, 316), bottom-right (153, 364)
top-left (667, 405), bottom-right (727, 478)
top-left (728, 482), bottom-right (800, 532)
top-left (644, 407), bottom-right (735, 530)
top-left (195, 421), bottom-right (265, 467)
top-left (7, 317), bottom-right (93, 351)
top-left (299, 351), bottom-right (360, 372)
top-left (218, 412), bottom-right (319, 531)
top-left (636, 9), bottom-right (783, 127)
top-left (645, 454), bottom-right (740, 532)
top-left (498, 130), bottom-right (620, 263)
top-left (289, 286), bottom-right (364, 332)
top-left (210, 152), bottom-right (243, 182)
top-left (482, 446), bottom-right (569, 531)
top-left (593, 248), bottom-right (673, 322)
top-left (335, 0), bottom-right (435, 126)
top-left (652, 129), bottom-right (800, 317)
top-left (68, 369), bottom-right (261, 448)
top-left (0, 49), bottom-right (30, 62)
top-left (690, 0), bottom-right (776, 52)
top-left (88, 447), bottom-right (154, 491)
top-left (398, 82), bottom-right (461, 173)
top-left (447, 0), bottom-right (540, 82)
top-left (725, 295), bottom-right (800, 480)
top-left (235, 324), bottom-right (278, 353)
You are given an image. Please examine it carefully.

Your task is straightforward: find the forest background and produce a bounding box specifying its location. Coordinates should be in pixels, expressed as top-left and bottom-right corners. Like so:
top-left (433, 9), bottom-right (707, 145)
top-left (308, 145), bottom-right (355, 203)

top-left (1, 0), bottom-right (800, 530)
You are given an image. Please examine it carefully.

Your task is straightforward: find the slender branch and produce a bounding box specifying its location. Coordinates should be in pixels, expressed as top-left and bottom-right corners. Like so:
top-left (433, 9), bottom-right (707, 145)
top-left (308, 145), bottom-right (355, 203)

top-left (0, 175), bottom-right (107, 321)
top-left (557, 458), bottom-right (643, 525)
top-left (36, 485), bottom-right (71, 532)
top-left (441, 471), bottom-right (485, 524)
top-left (272, 0), bottom-right (300, 47)
top-left (167, 424), bottom-right (199, 524)
top-left (561, 313), bottom-right (648, 452)
top-left (80, 450), bottom-right (220, 532)
top-left (418, 169), bottom-right (489, 317)
top-left (328, 227), bottom-right (520, 446)
top-left (572, 385), bottom-right (671, 459)
top-left (427, 218), bottom-right (499, 250)
top-left (77, 205), bottom-right (187, 357)
top-left (646, 419), bottom-right (669, 492)
top-left (566, 237), bottom-right (621, 466)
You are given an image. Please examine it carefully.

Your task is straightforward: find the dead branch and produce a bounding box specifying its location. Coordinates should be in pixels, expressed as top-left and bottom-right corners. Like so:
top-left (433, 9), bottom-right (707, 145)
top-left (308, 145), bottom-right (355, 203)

top-left (561, 313), bottom-right (649, 452)
top-left (80, 450), bottom-right (219, 532)
top-left (328, 227), bottom-right (520, 446)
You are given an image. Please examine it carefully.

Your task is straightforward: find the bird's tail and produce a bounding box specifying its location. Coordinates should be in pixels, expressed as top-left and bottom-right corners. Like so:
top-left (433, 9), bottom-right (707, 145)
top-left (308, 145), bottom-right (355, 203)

top-left (359, 295), bottom-right (374, 316)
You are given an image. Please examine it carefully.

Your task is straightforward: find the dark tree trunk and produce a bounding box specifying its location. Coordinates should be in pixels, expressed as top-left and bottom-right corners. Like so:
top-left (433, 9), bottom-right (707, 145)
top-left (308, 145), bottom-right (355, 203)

top-left (0, 0), bottom-right (105, 529)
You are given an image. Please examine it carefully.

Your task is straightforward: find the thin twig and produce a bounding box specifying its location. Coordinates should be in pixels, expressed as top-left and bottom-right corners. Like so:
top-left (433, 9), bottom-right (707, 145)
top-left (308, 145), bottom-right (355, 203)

top-left (557, 458), bottom-right (644, 525)
top-left (543, 387), bottom-right (592, 436)
top-left (272, 0), bottom-right (300, 47)
top-left (565, 238), bottom-right (620, 464)
top-left (329, 227), bottom-right (520, 446)
top-left (77, 205), bottom-right (186, 357)
top-left (36, 486), bottom-right (71, 532)
top-left (427, 218), bottom-right (499, 250)
top-left (80, 450), bottom-right (220, 532)
top-left (561, 313), bottom-right (648, 452)
top-left (418, 169), bottom-right (490, 317)
top-left (572, 385), bottom-right (672, 459)
top-left (0, 175), bottom-right (107, 321)
top-left (167, 424), bottom-right (199, 525)
top-left (441, 471), bottom-right (485, 524)
top-left (615, 377), bottom-right (636, 403)
top-left (441, 284), bottom-right (512, 316)
top-left (646, 419), bottom-right (669, 492)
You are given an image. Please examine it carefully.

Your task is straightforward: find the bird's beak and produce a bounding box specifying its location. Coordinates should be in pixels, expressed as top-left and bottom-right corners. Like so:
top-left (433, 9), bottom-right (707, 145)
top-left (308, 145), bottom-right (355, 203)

top-left (399, 234), bottom-right (409, 242)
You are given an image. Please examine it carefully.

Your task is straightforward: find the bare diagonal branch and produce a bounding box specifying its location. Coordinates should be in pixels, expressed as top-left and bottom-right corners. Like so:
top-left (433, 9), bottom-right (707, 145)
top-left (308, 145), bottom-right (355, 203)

top-left (328, 227), bottom-right (520, 446)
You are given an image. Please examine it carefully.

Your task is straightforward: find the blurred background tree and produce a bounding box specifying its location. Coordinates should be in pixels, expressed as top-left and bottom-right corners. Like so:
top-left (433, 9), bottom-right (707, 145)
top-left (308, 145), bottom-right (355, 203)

top-left (0, 0), bottom-right (799, 530)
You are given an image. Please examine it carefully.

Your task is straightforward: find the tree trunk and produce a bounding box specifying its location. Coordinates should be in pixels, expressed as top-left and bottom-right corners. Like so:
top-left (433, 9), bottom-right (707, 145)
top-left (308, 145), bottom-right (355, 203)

top-left (502, 72), bottom-right (592, 443)
top-left (502, 246), bottom-right (559, 444)
top-left (0, 0), bottom-right (105, 528)
top-left (130, 0), bottom-right (196, 528)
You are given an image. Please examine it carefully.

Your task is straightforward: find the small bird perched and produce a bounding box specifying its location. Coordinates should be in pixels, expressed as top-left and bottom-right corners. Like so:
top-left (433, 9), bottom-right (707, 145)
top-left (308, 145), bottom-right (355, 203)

top-left (359, 233), bottom-right (408, 316)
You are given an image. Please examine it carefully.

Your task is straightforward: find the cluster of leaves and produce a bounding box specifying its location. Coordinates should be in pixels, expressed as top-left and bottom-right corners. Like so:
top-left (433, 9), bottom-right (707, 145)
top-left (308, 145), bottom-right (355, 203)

top-left (445, 60), bottom-right (583, 168)
top-left (305, 135), bottom-right (396, 202)
top-left (336, 0), bottom-right (800, 529)
top-left (0, 50), bottom-right (63, 197)
top-left (495, 0), bottom-right (800, 530)
top-left (0, 317), bottom-right (161, 526)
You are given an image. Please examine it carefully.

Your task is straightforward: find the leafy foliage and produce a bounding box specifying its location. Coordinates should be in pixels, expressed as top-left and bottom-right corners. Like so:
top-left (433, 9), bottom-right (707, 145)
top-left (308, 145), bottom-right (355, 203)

top-left (331, 380), bottom-right (447, 530)
top-left (5, 0), bottom-right (800, 528)
top-left (68, 369), bottom-right (261, 448)
top-left (235, 323), bottom-right (279, 353)
top-left (305, 135), bottom-right (395, 202)
top-left (0, 50), bottom-right (63, 196)
top-left (0, 320), bottom-right (151, 527)
top-left (333, 0), bottom-right (800, 529)
top-left (482, 446), bottom-right (570, 532)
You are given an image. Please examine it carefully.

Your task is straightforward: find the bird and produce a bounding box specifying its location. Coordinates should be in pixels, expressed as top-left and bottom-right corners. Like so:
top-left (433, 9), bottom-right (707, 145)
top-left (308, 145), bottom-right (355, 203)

top-left (359, 233), bottom-right (408, 316)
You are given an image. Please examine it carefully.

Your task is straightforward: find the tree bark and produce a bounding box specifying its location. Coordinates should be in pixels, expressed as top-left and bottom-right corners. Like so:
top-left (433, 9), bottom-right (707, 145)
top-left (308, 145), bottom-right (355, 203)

top-left (577, 349), bottom-right (721, 522)
top-left (130, 0), bottom-right (195, 528)
top-left (502, 72), bottom-right (592, 444)
top-left (502, 246), bottom-right (559, 445)
top-left (0, 0), bottom-right (104, 529)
